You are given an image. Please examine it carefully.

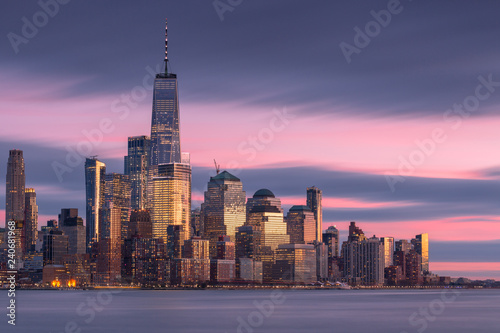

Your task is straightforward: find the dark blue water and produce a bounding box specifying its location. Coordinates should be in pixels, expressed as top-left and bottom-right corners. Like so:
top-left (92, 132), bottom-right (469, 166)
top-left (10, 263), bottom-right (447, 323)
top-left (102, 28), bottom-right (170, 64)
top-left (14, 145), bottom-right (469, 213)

top-left (1, 289), bottom-right (499, 332)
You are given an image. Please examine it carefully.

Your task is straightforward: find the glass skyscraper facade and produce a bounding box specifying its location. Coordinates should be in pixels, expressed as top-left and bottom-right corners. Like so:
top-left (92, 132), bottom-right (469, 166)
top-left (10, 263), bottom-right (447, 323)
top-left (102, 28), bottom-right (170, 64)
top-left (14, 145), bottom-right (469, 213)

top-left (6, 149), bottom-right (25, 223)
top-left (151, 163), bottom-right (192, 244)
top-left (84, 157), bottom-right (106, 252)
top-left (104, 173), bottom-right (131, 244)
top-left (285, 205), bottom-right (316, 244)
top-left (125, 136), bottom-right (150, 210)
top-left (380, 236), bottom-right (394, 268)
top-left (24, 188), bottom-right (38, 253)
top-left (306, 186), bottom-right (322, 242)
top-left (150, 73), bottom-right (181, 166)
top-left (413, 233), bottom-right (429, 273)
top-left (201, 171), bottom-right (246, 256)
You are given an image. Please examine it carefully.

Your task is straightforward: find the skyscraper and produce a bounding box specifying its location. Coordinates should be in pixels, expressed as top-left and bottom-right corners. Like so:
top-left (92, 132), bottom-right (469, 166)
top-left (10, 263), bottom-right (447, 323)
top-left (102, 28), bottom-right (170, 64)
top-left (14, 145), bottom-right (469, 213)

top-left (380, 237), bottom-right (394, 268)
top-left (97, 201), bottom-right (122, 285)
top-left (84, 157), bottom-right (106, 252)
top-left (24, 188), bottom-right (38, 253)
top-left (104, 173), bottom-right (131, 244)
top-left (6, 149), bottom-right (25, 223)
top-left (245, 189), bottom-right (290, 251)
top-left (124, 135), bottom-right (150, 210)
top-left (285, 205), bottom-right (316, 244)
top-left (246, 189), bottom-right (290, 282)
top-left (59, 208), bottom-right (86, 255)
top-left (150, 20), bottom-right (181, 166)
top-left (342, 235), bottom-right (385, 286)
top-left (306, 186), bottom-right (322, 241)
top-left (151, 163), bottom-right (191, 243)
top-left (201, 171), bottom-right (246, 256)
top-left (323, 225), bottom-right (339, 258)
top-left (412, 233), bottom-right (429, 273)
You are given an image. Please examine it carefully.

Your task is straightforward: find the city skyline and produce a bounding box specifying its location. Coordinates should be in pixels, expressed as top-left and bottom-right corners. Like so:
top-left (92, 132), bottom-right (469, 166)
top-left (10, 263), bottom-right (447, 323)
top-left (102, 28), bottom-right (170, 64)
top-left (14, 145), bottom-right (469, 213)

top-left (1, 1), bottom-right (500, 281)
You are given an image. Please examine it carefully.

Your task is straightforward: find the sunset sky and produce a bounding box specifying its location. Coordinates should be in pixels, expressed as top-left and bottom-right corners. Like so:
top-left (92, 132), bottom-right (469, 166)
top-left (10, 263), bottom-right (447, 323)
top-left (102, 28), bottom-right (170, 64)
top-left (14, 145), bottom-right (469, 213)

top-left (1, 1), bottom-right (499, 279)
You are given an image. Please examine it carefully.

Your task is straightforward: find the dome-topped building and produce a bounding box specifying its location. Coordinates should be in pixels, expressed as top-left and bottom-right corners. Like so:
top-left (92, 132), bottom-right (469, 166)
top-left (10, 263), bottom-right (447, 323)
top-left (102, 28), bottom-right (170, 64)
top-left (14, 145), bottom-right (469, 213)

top-left (253, 188), bottom-right (275, 198)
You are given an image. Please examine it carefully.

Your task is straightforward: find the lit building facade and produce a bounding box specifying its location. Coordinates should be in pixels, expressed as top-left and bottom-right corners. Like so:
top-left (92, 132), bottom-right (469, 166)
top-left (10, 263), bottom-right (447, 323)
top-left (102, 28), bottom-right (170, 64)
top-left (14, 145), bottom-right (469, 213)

top-left (273, 244), bottom-right (317, 284)
top-left (85, 157), bottom-right (106, 252)
top-left (342, 234), bottom-right (385, 286)
top-left (6, 149), bottom-right (25, 223)
top-left (125, 135), bottom-right (150, 210)
top-left (412, 233), bottom-right (429, 273)
top-left (24, 188), bottom-right (38, 253)
top-left (201, 171), bottom-right (246, 256)
top-left (59, 210), bottom-right (86, 255)
top-left (323, 225), bottom-right (339, 258)
top-left (306, 186), bottom-right (322, 241)
top-left (151, 163), bottom-right (192, 243)
top-left (104, 173), bottom-right (131, 243)
top-left (380, 237), bottom-right (394, 268)
top-left (285, 205), bottom-right (316, 244)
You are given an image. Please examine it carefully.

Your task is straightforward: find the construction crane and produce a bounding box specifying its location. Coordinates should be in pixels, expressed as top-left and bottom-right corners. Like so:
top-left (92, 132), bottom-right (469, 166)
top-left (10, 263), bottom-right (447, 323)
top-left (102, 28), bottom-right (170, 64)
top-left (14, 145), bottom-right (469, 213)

top-left (213, 159), bottom-right (220, 175)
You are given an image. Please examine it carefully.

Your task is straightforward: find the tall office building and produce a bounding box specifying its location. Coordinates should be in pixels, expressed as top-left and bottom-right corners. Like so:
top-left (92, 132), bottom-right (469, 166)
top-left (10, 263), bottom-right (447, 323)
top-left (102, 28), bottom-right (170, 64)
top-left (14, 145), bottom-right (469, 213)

top-left (150, 20), bottom-right (181, 166)
top-left (151, 163), bottom-right (191, 243)
top-left (285, 205), bottom-right (316, 244)
top-left (59, 208), bottom-right (86, 255)
top-left (245, 189), bottom-right (290, 252)
top-left (323, 225), bottom-right (339, 258)
top-left (412, 233), bottom-right (429, 273)
top-left (125, 136), bottom-right (150, 210)
top-left (85, 157), bottom-right (106, 252)
top-left (306, 186), bottom-right (322, 241)
top-left (273, 244), bottom-right (317, 284)
top-left (201, 171), bottom-right (246, 256)
top-left (246, 189), bottom-right (290, 282)
top-left (380, 237), bottom-right (394, 268)
top-left (42, 230), bottom-right (69, 265)
top-left (6, 149), bottom-right (25, 223)
top-left (104, 173), bottom-right (131, 243)
top-left (97, 201), bottom-right (122, 285)
top-left (24, 188), bottom-right (38, 253)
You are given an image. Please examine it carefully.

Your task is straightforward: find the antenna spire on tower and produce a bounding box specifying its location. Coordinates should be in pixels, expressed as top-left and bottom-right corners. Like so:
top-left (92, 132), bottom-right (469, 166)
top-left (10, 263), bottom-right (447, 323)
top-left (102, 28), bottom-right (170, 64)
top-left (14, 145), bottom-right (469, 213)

top-left (164, 18), bottom-right (168, 74)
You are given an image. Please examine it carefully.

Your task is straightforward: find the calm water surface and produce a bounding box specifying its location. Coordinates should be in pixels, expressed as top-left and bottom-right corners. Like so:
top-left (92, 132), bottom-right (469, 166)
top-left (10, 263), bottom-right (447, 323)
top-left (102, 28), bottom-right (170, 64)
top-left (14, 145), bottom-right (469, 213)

top-left (1, 289), bottom-right (499, 332)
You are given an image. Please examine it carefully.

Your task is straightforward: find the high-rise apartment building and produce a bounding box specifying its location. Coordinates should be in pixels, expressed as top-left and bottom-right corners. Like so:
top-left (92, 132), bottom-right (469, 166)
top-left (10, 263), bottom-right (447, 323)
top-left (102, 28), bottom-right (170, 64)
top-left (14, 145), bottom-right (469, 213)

top-left (342, 234), bottom-right (385, 286)
top-left (306, 186), bottom-right (322, 241)
top-left (125, 136), bottom-right (150, 210)
top-left (85, 157), bottom-right (106, 252)
top-left (24, 188), bottom-right (38, 253)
